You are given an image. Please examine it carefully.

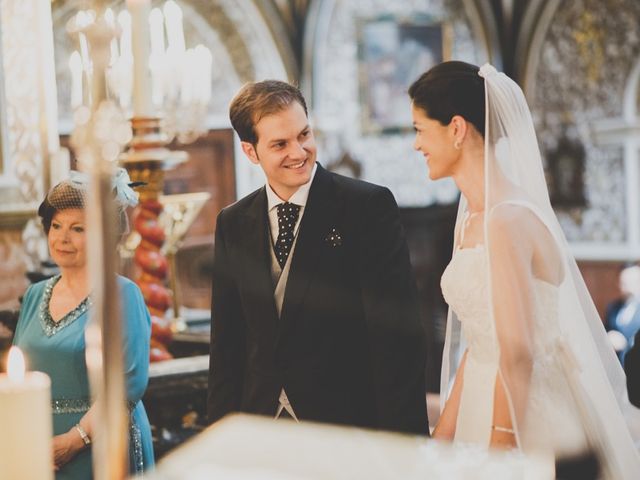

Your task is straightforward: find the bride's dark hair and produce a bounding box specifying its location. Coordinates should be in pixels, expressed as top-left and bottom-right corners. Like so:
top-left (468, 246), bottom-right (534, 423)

top-left (408, 61), bottom-right (485, 136)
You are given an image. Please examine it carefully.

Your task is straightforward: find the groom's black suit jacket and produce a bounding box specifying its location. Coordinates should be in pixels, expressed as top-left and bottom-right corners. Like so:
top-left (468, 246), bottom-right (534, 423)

top-left (207, 164), bottom-right (429, 435)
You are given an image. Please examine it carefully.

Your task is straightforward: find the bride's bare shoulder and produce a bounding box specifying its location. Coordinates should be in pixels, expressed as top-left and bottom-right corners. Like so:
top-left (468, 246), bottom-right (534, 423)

top-left (487, 203), bottom-right (564, 283)
top-left (487, 202), bottom-right (538, 233)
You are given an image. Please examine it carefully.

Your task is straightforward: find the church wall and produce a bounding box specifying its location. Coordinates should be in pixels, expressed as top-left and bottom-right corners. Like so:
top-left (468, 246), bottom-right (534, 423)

top-left (515, 0), bottom-right (640, 319)
top-left (0, 0), bottom-right (59, 308)
top-left (524, 0), bottom-right (640, 261)
top-left (0, 0), bottom-right (636, 326)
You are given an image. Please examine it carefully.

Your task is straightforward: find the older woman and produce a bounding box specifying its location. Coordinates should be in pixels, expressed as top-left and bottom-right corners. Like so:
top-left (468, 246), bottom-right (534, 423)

top-left (12, 169), bottom-right (154, 478)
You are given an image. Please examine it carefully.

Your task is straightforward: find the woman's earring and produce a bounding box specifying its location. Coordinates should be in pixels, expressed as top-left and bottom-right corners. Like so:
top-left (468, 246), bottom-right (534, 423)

top-left (454, 140), bottom-right (462, 150)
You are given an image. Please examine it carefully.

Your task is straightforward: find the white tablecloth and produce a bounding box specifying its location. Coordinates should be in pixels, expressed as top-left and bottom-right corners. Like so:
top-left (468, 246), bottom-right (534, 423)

top-left (146, 414), bottom-right (554, 480)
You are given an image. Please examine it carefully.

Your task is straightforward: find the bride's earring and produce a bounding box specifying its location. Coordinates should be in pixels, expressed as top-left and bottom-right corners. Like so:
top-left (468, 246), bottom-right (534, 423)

top-left (454, 140), bottom-right (462, 150)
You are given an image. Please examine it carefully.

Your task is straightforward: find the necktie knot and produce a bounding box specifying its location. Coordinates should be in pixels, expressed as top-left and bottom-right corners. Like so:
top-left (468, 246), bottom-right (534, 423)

top-left (274, 202), bottom-right (301, 268)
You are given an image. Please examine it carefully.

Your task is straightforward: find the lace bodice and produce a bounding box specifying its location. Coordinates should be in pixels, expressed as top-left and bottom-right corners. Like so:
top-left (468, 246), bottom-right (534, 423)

top-left (441, 247), bottom-right (497, 363)
top-left (441, 246), bottom-right (563, 364)
top-left (441, 246), bottom-right (589, 454)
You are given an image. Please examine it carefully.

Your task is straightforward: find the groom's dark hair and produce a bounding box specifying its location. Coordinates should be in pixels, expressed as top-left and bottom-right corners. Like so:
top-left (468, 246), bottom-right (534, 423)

top-left (408, 61), bottom-right (485, 136)
top-left (229, 80), bottom-right (308, 146)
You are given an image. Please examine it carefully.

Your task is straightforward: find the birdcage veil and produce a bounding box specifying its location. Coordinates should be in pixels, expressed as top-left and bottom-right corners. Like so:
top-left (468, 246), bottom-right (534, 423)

top-left (39, 168), bottom-right (140, 234)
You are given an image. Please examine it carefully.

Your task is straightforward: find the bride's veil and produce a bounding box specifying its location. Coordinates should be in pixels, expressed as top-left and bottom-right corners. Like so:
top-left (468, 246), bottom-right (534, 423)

top-left (440, 63), bottom-right (640, 478)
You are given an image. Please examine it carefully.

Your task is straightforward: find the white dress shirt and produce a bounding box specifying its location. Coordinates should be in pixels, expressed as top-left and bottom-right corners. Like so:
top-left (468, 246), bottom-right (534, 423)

top-left (265, 163), bottom-right (317, 245)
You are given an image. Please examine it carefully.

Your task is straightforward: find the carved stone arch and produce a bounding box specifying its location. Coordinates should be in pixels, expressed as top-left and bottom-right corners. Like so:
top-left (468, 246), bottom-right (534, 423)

top-left (623, 57), bottom-right (640, 121)
top-left (514, 0), bottom-right (561, 96)
top-left (522, 0), bottom-right (640, 258)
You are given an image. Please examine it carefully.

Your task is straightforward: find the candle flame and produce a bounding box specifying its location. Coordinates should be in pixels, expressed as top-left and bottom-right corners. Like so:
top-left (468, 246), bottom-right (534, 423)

top-left (7, 346), bottom-right (26, 381)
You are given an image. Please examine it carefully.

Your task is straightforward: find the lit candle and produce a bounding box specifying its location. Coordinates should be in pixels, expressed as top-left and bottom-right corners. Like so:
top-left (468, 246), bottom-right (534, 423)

top-left (0, 347), bottom-right (53, 480)
top-left (127, 0), bottom-right (154, 117)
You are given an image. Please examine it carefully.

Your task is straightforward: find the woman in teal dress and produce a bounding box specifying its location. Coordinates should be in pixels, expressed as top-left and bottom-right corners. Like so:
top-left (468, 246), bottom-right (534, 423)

top-left (13, 170), bottom-right (154, 478)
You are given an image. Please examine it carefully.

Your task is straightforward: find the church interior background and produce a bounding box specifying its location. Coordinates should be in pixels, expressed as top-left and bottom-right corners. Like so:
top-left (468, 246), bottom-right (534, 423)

top-left (0, 0), bottom-right (639, 466)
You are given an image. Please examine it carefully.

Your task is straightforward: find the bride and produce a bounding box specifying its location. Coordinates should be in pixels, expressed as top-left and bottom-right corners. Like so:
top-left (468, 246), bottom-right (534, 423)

top-left (408, 61), bottom-right (640, 478)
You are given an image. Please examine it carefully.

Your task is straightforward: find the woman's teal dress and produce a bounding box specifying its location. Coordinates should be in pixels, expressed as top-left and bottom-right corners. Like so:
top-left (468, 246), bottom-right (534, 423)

top-left (13, 275), bottom-right (155, 479)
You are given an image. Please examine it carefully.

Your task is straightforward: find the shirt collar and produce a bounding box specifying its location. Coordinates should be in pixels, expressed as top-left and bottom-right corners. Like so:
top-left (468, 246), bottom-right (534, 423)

top-left (266, 162), bottom-right (318, 211)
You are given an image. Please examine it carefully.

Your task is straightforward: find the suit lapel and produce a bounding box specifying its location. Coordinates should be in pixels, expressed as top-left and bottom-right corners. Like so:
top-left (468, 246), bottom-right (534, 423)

top-left (279, 165), bottom-right (339, 341)
top-left (237, 188), bottom-right (280, 333)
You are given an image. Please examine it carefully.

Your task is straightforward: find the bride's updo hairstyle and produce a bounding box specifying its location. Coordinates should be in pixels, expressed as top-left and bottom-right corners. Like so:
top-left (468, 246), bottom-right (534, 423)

top-left (408, 61), bottom-right (485, 137)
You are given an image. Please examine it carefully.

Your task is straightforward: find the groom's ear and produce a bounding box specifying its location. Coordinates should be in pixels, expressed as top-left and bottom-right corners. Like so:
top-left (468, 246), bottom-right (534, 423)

top-left (241, 141), bottom-right (260, 165)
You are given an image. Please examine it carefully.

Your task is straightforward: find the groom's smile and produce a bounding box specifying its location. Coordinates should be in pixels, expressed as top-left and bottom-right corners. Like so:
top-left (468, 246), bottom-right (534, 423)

top-left (241, 101), bottom-right (317, 201)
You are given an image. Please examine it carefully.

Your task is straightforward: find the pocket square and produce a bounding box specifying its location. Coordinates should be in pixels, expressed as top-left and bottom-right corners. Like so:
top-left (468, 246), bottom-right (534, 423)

top-left (324, 227), bottom-right (343, 247)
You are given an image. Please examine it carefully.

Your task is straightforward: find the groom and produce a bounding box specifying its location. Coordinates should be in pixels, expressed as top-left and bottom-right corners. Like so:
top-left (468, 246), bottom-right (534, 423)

top-left (207, 80), bottom-right (428, 435)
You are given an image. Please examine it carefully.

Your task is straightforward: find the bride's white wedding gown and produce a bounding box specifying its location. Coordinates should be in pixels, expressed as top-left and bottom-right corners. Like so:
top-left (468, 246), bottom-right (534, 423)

top-left (440, 243), bottom-right (588, 456)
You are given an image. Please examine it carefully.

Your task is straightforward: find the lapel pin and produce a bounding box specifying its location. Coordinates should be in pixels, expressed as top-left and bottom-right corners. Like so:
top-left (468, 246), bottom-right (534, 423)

top-left (324, 227), bottom-right (342, 247)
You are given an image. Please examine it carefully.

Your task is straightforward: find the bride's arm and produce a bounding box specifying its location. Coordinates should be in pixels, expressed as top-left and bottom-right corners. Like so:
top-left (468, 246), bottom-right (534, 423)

top-left (433, 350), bottom-right (467, 440)
top-left (487, 206), bottom-right (541, 448)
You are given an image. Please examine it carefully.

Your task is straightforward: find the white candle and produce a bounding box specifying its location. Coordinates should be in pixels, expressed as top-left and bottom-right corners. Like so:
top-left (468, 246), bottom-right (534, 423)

top-left (104, 8), bottom-right (120, 66)
top-left (195, 44), bottom-right (212, 105)
top-left (149, 8), bottom-right (165, 57)
top-left (69, 51), bottom-right (83, 109)
top-left (116, 11), bottom-right (134, 109)
top-left (51, 148), bottom-right (71, 188)
top-left (127, 0), bottom-right (154, 117)
top-left (118, 10), bottom-right (133, 60)
top-left (149, 8), bottom-right (166, 107)
top-left (164, 1), bottom-right (185, 53)
top-left (181, 47), bottom-right (196, 104)
top-left (0, 347), bottom-right (53, 480)
top-left (78, 32), bottom-right (92, 74)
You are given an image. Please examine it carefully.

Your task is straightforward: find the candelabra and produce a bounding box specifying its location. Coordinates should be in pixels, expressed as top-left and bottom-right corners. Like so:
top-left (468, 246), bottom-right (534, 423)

top-left (69, 1), bottom-right (212, 144)
top-left (67, 4), bottom-right (129, 478)
top-left (68, 0), bottom-right (212, 361)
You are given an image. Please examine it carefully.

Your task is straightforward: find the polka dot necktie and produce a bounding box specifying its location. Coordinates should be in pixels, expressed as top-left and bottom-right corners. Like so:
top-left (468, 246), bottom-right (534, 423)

top-left (275, 202), bottom-right (301, 268)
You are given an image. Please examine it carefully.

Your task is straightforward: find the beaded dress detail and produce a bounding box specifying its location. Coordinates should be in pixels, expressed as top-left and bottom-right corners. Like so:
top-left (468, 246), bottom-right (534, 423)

top-left (39, 275), bottom-right (92, 337)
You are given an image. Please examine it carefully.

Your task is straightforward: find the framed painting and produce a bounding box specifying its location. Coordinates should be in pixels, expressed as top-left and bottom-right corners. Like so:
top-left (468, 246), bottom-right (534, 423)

top-left (357, 15), bottom-right (450, 134)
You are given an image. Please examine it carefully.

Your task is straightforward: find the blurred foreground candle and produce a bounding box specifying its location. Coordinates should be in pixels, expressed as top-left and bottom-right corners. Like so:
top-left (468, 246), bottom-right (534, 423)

top-left (0, 347), bottom-right (53, 480)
